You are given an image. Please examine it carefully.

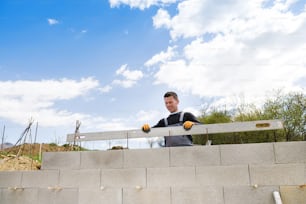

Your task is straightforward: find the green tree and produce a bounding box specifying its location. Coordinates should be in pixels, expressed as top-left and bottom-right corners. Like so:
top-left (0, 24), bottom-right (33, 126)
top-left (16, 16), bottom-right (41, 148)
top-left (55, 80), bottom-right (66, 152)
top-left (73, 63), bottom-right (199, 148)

top-left (195, 90), bottom-right (305, 144)
top-left (234, 103), bottom-right (264, 121)
top-left (262, 91), bottom-right (306, 141)
top-left (194, 108), bottom-right (232, 145)
top-left (233, 102), bottom-right (285, 143)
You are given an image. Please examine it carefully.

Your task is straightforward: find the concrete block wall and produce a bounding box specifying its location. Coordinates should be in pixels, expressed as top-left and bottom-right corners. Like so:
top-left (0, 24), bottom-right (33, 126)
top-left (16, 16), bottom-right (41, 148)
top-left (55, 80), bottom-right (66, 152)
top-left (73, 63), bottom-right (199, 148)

top-left (0, 141), bottom-right (305, 204)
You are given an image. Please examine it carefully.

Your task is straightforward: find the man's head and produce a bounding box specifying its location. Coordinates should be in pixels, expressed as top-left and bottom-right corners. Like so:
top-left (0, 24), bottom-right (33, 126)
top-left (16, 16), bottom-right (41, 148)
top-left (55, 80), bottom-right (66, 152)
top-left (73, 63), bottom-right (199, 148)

top-left (164, 91), bottom-right (179, 113)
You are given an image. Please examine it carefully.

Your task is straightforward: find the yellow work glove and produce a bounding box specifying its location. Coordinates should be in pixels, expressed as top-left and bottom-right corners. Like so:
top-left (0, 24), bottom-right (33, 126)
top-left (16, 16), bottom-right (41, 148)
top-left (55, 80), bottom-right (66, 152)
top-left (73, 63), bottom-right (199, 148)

top-left (183, 121), bottom-right (194, 130)
top-left (142, 124), bottom-right (151, 133)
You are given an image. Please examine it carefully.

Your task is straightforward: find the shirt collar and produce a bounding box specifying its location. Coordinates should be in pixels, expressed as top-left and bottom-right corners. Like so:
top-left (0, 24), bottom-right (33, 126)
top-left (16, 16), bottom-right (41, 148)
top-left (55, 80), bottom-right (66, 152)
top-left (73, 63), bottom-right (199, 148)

top-left (169, 111), bottom-right (181, 115)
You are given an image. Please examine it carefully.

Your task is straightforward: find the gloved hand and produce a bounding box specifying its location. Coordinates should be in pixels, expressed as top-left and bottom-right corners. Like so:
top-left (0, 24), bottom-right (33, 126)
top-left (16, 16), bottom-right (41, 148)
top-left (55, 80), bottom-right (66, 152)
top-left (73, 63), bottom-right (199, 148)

top-left (142, 124), bottom-right (151, 133)
top-left (183, 121), bottom-right (194, 130)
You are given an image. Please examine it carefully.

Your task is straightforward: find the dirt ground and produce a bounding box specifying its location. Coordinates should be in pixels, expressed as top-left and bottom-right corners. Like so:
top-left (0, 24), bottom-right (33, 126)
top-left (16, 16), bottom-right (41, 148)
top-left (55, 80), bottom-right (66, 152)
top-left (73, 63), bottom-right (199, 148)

top-left (0, 143), bottom-right (72, 171)
top-left (0, 154), bottom-right (41, 170)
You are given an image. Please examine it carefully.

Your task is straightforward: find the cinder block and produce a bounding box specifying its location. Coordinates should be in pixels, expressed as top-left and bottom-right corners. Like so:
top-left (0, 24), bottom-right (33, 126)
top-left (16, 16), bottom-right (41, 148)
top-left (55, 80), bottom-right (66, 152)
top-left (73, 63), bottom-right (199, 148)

top-left (123, 187), bottom-right (171, 204)
top-left (101, 168), bottom-right (146, 188)
top-left (274, 141), bottom-right (306, 164)
top-left (170, 146), bottom-right (220, 167)
top-left (22, 170), bottom-right (59, 188)
top-left (250, 163), bottom-right (305, 185)
top-left (280, 185), bottom-right (306, 204)
top-left (79, 188), bottom-right (122, 204)
top-left (0, 171), bottom-right (22, 187)
top-left (1, 188), bottom-right (38, 204)
top-left (42, 152), bottom-right (80, 170)
top-left (305, 164), bottom-right (306, 183)
top-left (38, 188), bottom-right (78, 204)
top-left (37, 188), bottom-right (55, 204)
top-left (53, 188), bottom-right (79, 204)
top-left (221, 143), bottom-right (275, 165)
top-left (81, 150), bottom-right (123, 169)
top-left (147, 167), bottom-right (196, 187)
top-left (196, 165), bottom-right (250, 186)
top-left (124, 148), bottom-right (169, 168)
top-left (171, 187), bottom-right (224, 204)
top-left (224, 186), bottom-right (279, 204)
top-left (59, 169), bottom-right (100, 188)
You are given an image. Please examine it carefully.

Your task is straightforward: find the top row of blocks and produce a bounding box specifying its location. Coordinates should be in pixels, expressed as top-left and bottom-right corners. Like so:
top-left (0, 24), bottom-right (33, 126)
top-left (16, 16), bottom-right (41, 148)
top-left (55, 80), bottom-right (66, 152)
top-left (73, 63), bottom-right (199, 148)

top-left (42, 141), bottom-right (306, 170)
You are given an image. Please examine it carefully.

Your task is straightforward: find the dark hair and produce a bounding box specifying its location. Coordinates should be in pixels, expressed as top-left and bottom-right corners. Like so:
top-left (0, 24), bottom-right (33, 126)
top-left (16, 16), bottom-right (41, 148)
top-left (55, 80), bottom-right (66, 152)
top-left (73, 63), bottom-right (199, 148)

top-left (164, 91), bottom-right (178, 100)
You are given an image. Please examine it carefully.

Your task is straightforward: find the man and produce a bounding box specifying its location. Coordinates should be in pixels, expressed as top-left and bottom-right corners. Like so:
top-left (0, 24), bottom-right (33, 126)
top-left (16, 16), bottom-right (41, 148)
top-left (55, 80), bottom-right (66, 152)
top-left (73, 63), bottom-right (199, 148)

top-left (142, 91), bottom-right (200, 147)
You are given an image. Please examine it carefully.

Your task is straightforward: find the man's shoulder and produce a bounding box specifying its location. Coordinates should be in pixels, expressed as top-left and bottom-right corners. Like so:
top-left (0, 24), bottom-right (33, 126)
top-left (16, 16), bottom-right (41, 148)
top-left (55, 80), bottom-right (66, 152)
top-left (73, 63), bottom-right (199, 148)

top-left (182, 111), bottom-right (195, 117)
top-left (168, 111), bottom-right (195, 118)
top-left (182, 111), bottom-right (200, 122)
top-left (167, 111), bottom-right (182, 117)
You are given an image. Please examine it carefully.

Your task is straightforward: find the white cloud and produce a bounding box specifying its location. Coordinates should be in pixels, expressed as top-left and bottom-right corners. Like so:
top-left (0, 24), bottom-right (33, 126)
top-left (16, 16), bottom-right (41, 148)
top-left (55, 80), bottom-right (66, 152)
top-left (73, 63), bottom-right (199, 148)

top-left (145, 46), bottom-right (177, 67)
top-left (93, 118), bottom-right (135, 131)
top-left (109, 0), bottom-right (178, 10)
top-left (112, 79), bottom-right (137, 88)
top-left (116, 64), bottom-right (143, 80)
top-left (99, 85), bottom-right (112, 93)
top-left (98, 64), bottom-right (144, 90)
top-left (0, 78), bottom-right (99, 127)
top-left (136, 110), bottom-right (161, 122)
top-left (153, 0), bottom-right (306, 39)
top-left (113, 64), bottom-right (144, 88)
top-left (151, 0), bottom-right (306, 106)
top-left (47, 18), bottom-right (59, 25)
top-left (153, 8), bottom-right (172, 29)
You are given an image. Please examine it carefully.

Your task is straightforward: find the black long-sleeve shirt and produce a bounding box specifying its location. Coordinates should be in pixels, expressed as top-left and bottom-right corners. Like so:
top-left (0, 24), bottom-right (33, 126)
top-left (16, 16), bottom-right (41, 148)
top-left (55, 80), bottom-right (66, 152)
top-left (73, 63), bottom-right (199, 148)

top-left (153, 111), bottom-right (200, 147)
top-left (153, 111), bottom-right (200, 127)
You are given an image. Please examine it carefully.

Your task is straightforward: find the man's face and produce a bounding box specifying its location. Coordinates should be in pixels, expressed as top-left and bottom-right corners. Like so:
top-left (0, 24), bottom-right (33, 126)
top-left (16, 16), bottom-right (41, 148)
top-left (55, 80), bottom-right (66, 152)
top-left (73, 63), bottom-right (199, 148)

top-left (164, 96), bottom-right (179, 113)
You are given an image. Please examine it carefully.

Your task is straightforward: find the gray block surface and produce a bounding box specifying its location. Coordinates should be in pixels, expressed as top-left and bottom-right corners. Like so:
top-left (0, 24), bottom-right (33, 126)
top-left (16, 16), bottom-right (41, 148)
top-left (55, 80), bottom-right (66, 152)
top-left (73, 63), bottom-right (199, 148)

top-left (171, 187), bottom-right (224, 204)
top-left (59, 169), bottom-right (100, 188)
top-left (224, 186), bottom-right (279, 204)
top-left (3, 141), bottom-right (306, 204)
top-left (250, 163), bottom-right (305, 185)
top-left (37, 188), bottom-right (78, 204)
top-left (170, 146), bottom-right (220, 167)
top-left (123, 187), bottom-right (171, 204)
top-left (1, 188), bottom-right (38, 204)
top-left (42, 152), bottom-right (81, 170)
top-left (81, 150), bottom-right (123, 169)
top-left (147, 167), bottom-right (196, 187)
top-left (221, 143), bottom-right (275, 165)
top-left (124, 148), bottom-right (169, 168)
top-left (196, 165), bottom-right (250, 186)
top-left (79, 188), bottom-right (122, 204)
top-left (101, 168), bottom-right (146, 188)
top-left (274, 141), bottom-right (306, 164)
top-left (21, 170), bottom-right (59, 188)
top-left (0, 171), bottom-right (22, 187)
top-left (37, 188), bottom-right (56, 204)
top-left (305, 164), bottom-right (306, 183)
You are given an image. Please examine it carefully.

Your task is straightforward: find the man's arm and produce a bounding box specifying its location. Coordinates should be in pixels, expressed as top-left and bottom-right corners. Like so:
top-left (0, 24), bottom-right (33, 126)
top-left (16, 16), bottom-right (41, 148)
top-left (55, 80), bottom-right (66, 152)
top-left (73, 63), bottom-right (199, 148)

top-left (152, 119), bottom-right (166, 128)
top-left (142, 119), bottom-right (165, 133)
top-left (183, 112), bottom-right (201, 123)
top-left (182, 112), bottom-right (201, 130)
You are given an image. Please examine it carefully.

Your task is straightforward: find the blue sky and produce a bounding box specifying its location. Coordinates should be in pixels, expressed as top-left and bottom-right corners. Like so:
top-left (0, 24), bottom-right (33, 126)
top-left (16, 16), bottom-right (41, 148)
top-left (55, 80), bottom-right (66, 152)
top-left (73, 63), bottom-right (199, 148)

top-left (0, 0), bottom-right (305, 149)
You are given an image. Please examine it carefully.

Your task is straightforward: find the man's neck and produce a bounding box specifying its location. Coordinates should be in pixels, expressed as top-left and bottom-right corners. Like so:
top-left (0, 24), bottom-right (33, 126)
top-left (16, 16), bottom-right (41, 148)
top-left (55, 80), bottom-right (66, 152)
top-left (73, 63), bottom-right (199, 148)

top-left (169, 110), bottom-right (180, 115)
